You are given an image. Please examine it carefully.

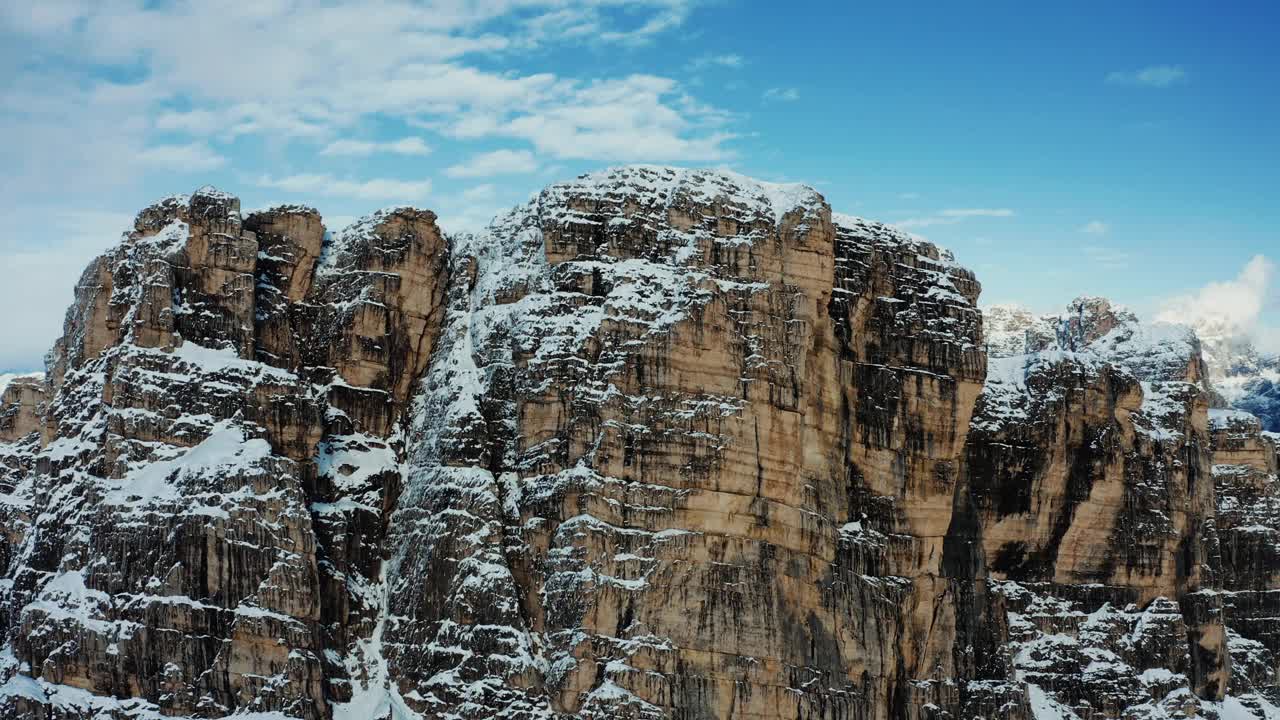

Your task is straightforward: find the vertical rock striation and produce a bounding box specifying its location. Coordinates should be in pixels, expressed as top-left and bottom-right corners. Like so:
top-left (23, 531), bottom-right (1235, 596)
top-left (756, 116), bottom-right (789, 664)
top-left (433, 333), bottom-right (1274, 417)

top-left (0, 169), bottom-right (1276, 719)
top-left (0, 189), bottom-right (447, 719)
top-left (362, 167), bottom-right (986, 720)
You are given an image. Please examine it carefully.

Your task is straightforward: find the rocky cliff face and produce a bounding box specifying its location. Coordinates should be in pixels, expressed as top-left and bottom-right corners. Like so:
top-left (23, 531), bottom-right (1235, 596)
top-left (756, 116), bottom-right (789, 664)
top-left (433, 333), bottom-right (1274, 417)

top-left (1209, 409), bottom-right (1280, 701)
top-left (1202, 335), bottom-right (1279, 434)
top-left (961, 298), bottom-right (1259, 716)
top-left (0, 169), bottom-right (1276, 719)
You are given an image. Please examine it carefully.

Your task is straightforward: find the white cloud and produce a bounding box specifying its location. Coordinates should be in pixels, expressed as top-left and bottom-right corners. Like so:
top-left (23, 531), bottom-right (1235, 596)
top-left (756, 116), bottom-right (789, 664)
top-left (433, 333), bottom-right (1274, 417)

top-left (1082, 244), bottom-right (1129, 270)
top-left (1157, 255), bottom-right (1278, 351)
top-left (136, 142), bottom-right (228, 172)
top-left (940, 208), bottom-right (1014, 218)
top-left (323, 215), bottom-right (360, 233)
top-left (1106, 65), bottom-right (1187, 88)
top-left (763, 87), bottom-right (800, 102)
top-left (894, 217), bottom-right (947, 230)
top-left (895, 208), bottom-right (1015, 229)
top-left (0, 208), bottom-right (134, 370)
top-left (156, 105), bottom-right (330, 139)
top-left (438, 74), bottom-right (737, 162)
top-left (2, 2), bottom-right (730, 166)
top-left (596, 6), bottom-right (692, 45)
top-left (1080, 220), bottom-right (1109, 235)
top-left (445, 149), bottom-right (539, 177)
top-left (459, 184), bottom-right (497, 203)
top-left (256, 173), bottom-right (432, 202)
top-left (0, 0), bottom-right (732, 366)
top-left (689, 53), bottom-right (744, 70)
top-left (0, 2), bottom-right (88, 35)
top-left (320, 137), bottom-right (432, 157)
top-left (0, 72), bottom-right (156, 198)
top-left (897, 192), bottom-right (920, 200)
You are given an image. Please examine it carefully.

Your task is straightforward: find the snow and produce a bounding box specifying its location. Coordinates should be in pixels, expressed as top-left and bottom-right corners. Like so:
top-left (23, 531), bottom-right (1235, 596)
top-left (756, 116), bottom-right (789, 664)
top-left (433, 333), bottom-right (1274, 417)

top-left (329, 562), bottom-right (425, 720)
top-left (26, 570), bottom-right (119, 635)
top-left (1027, 683), bottom-right (1081, 719)
top-left (0, 672), bottom-right (299, 719)
top-left (168, 341), bottom-right (297, 383)
top-left (317, 207), bottom-right (411, 276)
top-left (316, 433), bottom-right (399, 491)
top-left (0, 372), bottom-right (42, 399)
top-left (103, 419), bottom-right (272, 508)
top-left (1218, 695), bottom-right (1280, 719)
top-left (1210, 407), bottom-right (1261, 429)
top-left (7, 168), bottom-right (1280, 720)
top-left (981, 300), bottom-right (1198, 382)
top-left (973, 297), bottom-right (1212, 442)
top-left (549, 165), bottom-right (825, 226)
top-left (983, 303), bottom-right (1054, 357)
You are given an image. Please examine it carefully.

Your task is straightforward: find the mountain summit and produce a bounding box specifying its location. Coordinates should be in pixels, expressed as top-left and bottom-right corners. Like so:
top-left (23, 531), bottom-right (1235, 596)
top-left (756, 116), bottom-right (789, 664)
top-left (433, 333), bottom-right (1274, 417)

top-left (0, 167), bottom-right (1277, 719)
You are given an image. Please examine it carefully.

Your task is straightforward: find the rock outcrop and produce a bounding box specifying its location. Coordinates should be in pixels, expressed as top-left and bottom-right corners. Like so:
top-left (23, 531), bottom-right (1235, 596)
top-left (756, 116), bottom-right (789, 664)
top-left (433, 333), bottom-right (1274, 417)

top-left (1154, 307), bottom-right (1280, 433)
top-left (1209, 409), bottom-right (1280, 700)
top-left (0, 375), bottom-right (45, 444)
top-left (0, 188), bottom-right (446, 719)
top-left (0, 169), bottom-right (1276, 719)
top-left (957, 298), bottom-right (1257, 715)
top-left (1211, 348), bottom-right (1280, 434)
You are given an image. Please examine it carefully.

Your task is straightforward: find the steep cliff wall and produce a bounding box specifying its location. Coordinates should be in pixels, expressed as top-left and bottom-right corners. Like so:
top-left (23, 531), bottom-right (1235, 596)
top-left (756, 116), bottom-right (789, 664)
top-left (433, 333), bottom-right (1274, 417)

top-left (0, 189), bottom-right (447, 719)
top-left (1210, 409), bottom-right (1280, 700)
top-left (0, 170), bottom-right (1276, 719)
top-left (961, 299), bottom-right (1280, 717)
top-left (364, 167), bottom-right (986, 720)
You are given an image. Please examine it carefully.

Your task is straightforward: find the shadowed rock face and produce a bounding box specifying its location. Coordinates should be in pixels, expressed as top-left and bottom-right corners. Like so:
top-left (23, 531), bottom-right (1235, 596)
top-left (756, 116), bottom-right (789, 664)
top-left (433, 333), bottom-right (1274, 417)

top-left (0, 376), bottom-right (44, 444)
top-left (1209, 410), bottom-right (1280, 700)
top-left (0, 188), bottom-right (448, 719)
top-left (955, 301), bottom-right (1249, 713)
top-left (0, 168), bottom-right (1276, 720)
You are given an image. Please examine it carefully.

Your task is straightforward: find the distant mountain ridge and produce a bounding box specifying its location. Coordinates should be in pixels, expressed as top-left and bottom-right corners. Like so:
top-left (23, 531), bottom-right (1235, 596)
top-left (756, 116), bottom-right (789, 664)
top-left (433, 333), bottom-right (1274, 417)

top-left (985, 297), bottom-right (1280, 432)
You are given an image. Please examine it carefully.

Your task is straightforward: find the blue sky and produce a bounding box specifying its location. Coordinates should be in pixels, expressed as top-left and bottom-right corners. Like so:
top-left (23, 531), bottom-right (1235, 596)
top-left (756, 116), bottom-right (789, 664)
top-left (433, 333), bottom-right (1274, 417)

top-left (1, 1), bottom-right (1276, 369)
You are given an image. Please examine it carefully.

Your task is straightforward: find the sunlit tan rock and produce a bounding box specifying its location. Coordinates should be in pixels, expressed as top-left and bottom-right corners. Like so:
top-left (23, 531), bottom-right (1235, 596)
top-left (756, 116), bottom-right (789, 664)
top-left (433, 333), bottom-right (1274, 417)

top-left (0, 170), bottom-right (1276, 719)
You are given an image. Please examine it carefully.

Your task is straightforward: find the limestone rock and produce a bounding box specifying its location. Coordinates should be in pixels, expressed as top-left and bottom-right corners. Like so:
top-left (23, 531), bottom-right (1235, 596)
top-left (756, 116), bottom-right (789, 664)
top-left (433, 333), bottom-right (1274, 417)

top-left (0, 168), bottom-right (1277, 719)
top-left (0, 375), bottom-right (45, 443)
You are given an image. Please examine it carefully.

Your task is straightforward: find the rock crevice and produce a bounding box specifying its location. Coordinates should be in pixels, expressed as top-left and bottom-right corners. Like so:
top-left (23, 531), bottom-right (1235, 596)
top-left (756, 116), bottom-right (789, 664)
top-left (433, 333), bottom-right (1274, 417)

top-left (0, 168), bottom-right (1276, 719)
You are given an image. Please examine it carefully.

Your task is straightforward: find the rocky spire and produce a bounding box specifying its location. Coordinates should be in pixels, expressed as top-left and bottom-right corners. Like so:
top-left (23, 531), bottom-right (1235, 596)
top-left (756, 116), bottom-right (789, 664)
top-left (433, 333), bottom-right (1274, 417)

top-left (0, 168), bottom-right (1276, 719)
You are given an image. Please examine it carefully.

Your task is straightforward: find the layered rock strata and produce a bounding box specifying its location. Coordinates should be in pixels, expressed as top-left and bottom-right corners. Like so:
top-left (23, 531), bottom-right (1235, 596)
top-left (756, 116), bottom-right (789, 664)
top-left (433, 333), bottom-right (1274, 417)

top-left (0, 169), bottom-right (1275, 719)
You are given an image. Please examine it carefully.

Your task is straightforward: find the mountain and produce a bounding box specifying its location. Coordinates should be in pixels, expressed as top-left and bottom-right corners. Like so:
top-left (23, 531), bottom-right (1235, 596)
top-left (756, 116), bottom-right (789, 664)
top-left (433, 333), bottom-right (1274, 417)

top-left (1192, 321), bottom-right (1280, 434)
top-left (987, 299), bottom-right (1280, 434)
top-left (0, 167), bottom-right (1277, 719)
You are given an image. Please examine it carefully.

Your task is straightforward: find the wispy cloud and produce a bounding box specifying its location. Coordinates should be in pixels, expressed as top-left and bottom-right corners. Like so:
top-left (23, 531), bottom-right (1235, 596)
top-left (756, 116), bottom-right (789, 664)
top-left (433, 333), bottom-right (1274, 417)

top-left (256, 173), bottom-right (431, 201)
top-left (0, 208), bottom-right (134, 369)
top-left (1157, 255), bottom-right (1278, 351)
top-left (688, 53), bottom-right (744, 70)
top-left (1080, 220), bottom-right (1109, 235)
top-left (940, 208), bottom-right (1013, 218)
top-left (763, 87), bottom-right (800, 102)
top-left (319, 137), bottom-right (432, 157)
top-left (434, 183), bottom-right (508, 232)
top-left (895, 208), bottom-right (1015, 229)
top-left (0, 0), bottom-right (746, 368)
top-left (136, 142), bottom-right (227, 172)
top-left (445, 149), bottom-right (539, 178)
top-left (458, 184), bottom-right (497, 203)
top-left (1083, 244), bottom-right (1129, 270)
top-left (0, 1), bottom-right (735, 184)
top-left (436, 75), bottom-right (738, 162)
top-left (1106, 65), bottom-right (1187, 88)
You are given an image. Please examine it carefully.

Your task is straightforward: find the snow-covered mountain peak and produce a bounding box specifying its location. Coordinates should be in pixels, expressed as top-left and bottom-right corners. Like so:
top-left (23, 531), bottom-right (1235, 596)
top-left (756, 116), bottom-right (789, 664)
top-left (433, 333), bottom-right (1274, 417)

top-left (537, 164), bottom-right (826, 227)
